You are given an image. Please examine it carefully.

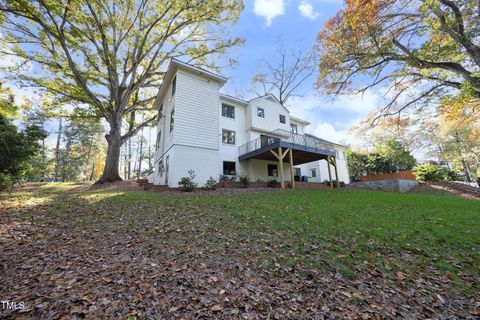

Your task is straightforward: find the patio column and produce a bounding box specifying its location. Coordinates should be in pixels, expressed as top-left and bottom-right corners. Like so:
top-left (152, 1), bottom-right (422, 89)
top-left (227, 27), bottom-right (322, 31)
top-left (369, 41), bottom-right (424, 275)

top-left (278, 146), bottom-right (284, 189)
top-left (289, 148), bottom-right (295, 189)
top-left (333, 156), bottom-right (340, 189)
top-left (327, 157), bottom-right (333, 189)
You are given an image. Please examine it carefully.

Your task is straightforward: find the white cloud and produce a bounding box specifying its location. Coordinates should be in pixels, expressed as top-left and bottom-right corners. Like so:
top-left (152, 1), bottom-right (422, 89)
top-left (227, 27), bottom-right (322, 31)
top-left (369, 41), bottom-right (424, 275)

top-left (298, 1), bottom-right (319, 20)
top-left (286, 90), bottom-right (388, 146)
top-left (253, 0), bottom-right (285, 26)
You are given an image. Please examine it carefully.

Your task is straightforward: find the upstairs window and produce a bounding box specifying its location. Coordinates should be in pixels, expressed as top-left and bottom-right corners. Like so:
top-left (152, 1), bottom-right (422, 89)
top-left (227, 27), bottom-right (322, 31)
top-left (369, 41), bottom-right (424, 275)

top-left (223, 161), bottom-right (236, 175)
top-left (268, 164), bottom-right (278, 177)
top-left (170, 109), bottom-right (175, 132)
top-left (222, 104), bottom-right (235, 119)
top-left (172, 76), bottom-right (176, 96)
top-left (157, 104), bottom-right (163, 124)
top-left (222, 129), bottom-right (235, 145)
top-left (279, 114), bottom-right (286, 124)
top-left (257, 107), bottom-right (264, 118)
top-left (155, 131), bottom-right (162, 150)
top-left (290, 124), bottom-right (298, 134)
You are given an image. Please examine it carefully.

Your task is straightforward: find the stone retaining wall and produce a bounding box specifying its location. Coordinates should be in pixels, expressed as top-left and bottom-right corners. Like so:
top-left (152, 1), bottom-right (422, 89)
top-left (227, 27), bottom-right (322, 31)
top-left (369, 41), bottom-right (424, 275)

top-left (351, 179), bottom-right (418, 192)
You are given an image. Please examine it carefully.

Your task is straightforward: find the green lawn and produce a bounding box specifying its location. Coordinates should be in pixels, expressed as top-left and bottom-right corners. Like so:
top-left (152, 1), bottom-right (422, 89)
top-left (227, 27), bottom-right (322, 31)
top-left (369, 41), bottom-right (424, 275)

top-left (1, 183), bottom-right (479, 318)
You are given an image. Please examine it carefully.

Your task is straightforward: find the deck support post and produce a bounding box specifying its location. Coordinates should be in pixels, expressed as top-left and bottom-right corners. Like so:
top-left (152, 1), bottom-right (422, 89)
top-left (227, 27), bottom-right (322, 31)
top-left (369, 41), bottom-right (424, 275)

top-left (333, 156), bottom-right (340, 189)
top-left (270, 147), bottom-right (289, 190)
top-left (289, 148), bottom-right (295, 189)
top-left (327, 156), bottom-right (333, 189)
top-left (278, 147), bottom-right (285, 189)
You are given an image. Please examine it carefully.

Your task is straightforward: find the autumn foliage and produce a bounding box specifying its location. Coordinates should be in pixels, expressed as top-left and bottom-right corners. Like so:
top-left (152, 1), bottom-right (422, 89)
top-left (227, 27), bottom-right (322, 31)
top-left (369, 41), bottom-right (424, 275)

top-left (316, 0), bottom-right (480, 121)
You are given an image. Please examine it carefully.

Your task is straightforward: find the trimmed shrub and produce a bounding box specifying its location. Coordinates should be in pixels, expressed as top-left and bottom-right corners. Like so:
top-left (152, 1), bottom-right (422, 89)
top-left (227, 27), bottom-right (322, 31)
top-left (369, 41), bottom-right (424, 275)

top-left (219, 175), bottom-right (236, 182)
top-left (239, 175), bottom-right (250, 188)
top-left (203, 176), bottom-right (217, 190)
top-left (414, 164), bottom-right (453, 182)
top-left (266, 179), bottom-right (279, 188)
top-left (178, 170), bottom-right (197, 192)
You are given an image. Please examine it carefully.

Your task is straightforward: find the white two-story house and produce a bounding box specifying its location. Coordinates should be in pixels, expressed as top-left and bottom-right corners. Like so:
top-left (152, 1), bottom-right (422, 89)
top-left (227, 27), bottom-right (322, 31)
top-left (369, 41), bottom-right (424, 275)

top-left (149, 59), bottom-right (349, 188)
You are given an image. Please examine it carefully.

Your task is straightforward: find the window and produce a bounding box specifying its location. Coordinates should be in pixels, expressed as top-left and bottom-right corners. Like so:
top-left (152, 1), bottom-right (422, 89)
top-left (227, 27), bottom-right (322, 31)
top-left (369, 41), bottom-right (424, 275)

top-left (311, 168), bottom-right (317, 178)
top-left (172, 76), bottom-right (176, 96)
top-left (290, 124), bottom-right (298, 134)
top-left (222, 104), bottom-right (235, 119)
top-left (268, 164), bottom-right (278, 177)
top-left (158, 160), bottom-right (164, 177)
top-left (155, 131), bottom-right (161, 150)
top-left (223, 161), bottom-right (236, 175)
top-left (257, 107), bottom-right (264, 118)
top-left (279, 114), bottom-right (286, 124)
top-left (157, 104), bottom-right (163, 123)
top-left (170, 110), bottom-right (174, 132)
top-left (222, 129), bottom-right (235, 144)
top-left (295, 168), bottom-right (301, 177)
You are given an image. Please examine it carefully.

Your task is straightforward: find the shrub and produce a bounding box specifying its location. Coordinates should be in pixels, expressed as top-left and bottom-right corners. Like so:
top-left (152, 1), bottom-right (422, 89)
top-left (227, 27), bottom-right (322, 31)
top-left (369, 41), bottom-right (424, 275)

top-left (239, 175), bottom-right (250, 188)
top-left (266, 179), bottom-right (279, 188)
top-left (255, 178), bottom-right (265, 183)
top-left (203, 176), bottom-right (217, 190)
top-left (178, 170), bottom-right (197, 192)
top-left (414, 164), bottom-right (453, 182)
top-left (322, 180), bottom-right (346, 188)
top-left (0, 173), bottom-right (13, 191)
top-left (219, 175), bottom-right (236, 182)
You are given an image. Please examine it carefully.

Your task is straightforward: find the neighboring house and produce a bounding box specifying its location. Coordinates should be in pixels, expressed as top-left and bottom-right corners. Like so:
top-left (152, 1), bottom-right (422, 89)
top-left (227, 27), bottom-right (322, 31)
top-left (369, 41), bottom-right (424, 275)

top-left (148, 59), bottom-right (349, 188)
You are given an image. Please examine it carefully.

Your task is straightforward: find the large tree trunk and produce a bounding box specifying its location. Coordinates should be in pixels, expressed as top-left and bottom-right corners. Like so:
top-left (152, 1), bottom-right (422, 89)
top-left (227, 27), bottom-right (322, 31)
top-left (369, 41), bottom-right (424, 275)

top-left (454, 130), bottom-right (473, 183)
top-left (127, 138), bottom-right (132, 179)
top-left (95, 126), bottom-right (123, 184)
top-left (137, 128), bottom-right (144, 178)
top-left (53, 118), bottom-right (62, 182)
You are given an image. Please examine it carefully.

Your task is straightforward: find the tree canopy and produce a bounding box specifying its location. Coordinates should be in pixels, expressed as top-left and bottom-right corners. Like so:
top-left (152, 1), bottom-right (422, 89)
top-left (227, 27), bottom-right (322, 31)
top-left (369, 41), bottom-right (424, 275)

top-left (316, 0), bottom-right (480, 123)
top-left (0, 0), bottom-right (244, 183)
top-left (0, 85), bottom-right (47, 189)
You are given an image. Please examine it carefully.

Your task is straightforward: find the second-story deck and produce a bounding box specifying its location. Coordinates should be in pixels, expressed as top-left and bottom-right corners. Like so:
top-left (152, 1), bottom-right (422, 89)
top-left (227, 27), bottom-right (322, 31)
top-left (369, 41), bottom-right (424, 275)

top-left (238, 129), bottom-right (337, 165)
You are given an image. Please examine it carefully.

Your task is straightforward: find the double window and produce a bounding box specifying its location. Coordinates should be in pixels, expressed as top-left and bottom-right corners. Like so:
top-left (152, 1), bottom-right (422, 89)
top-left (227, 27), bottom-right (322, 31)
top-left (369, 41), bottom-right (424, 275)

top-left (279, 114), bottom-right (286, 124)
top-left (268, 164), bottom-right (278, 177)
top-left (257, 107), bottom-right (264, 118)
top-left (290, 124), bottom-right (298, 134)
top-left (223, 161), bottom-right (236, 175)
top-left (222, 104), bottom-right (235, 119)
top-left (222, 129), bottom-right (235, 144)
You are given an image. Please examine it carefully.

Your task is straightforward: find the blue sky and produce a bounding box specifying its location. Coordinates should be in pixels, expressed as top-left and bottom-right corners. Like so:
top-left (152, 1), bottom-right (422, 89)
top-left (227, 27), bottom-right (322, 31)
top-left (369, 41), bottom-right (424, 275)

top-left (5, 0), bottom-right (391, 150)
top-left (216, 0), bottom-right (388, 146)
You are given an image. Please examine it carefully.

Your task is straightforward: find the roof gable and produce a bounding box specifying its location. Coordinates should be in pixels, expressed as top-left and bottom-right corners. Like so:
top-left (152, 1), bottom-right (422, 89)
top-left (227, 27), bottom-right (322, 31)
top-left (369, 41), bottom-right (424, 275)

top-left (249, 94), bottom-right (290, 114)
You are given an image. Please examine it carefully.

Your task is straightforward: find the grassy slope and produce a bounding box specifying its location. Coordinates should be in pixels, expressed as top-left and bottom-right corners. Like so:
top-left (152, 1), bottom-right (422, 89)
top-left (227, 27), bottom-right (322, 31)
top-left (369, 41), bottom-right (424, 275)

top-left (110, 188), bottom-right (480, 279)
top-left (2, 184), bottom-right (479, 317)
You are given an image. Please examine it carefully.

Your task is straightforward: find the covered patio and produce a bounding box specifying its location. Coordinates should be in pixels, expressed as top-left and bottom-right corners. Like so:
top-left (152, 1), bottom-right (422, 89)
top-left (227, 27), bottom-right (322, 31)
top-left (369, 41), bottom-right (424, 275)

top-left (238, 129), bottom-right (340, 189)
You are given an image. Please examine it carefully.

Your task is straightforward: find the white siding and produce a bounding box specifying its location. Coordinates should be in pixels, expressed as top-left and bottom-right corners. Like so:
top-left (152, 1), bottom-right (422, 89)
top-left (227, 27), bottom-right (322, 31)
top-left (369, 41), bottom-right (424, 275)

top-left (170, 145), bottom-right (219, 187)
top-left (175, 70), bottom-right (220, 150)
top-left (219, 98), bottom-right (247, 177)
top-left (247, 96), bottom-right (291, 134)
top-left (149, 63), bottom-right (349, 187)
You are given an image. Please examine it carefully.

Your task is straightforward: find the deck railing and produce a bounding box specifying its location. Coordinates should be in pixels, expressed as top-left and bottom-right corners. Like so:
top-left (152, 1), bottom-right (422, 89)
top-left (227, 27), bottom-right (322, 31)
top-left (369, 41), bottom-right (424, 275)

top-left (238, 128), bottom-right (336, 157)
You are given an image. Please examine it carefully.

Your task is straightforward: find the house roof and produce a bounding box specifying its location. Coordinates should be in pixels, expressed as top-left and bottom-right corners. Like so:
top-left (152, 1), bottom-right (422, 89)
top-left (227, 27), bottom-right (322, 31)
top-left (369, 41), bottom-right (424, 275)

top-left (219, 94), bottom-right (248, 106)
top-left (290, 116), bottom-right (311, 125)
top-left (249, 93), bottom-right (291, 114)
top-left (154, 59), bottom-right (228, 109)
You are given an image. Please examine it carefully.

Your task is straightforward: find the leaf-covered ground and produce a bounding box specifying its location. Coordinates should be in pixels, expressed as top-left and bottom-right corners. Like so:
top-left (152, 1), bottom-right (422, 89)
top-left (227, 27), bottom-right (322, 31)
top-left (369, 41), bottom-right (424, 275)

top-left (1, 183), bottom-right (479, 319)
